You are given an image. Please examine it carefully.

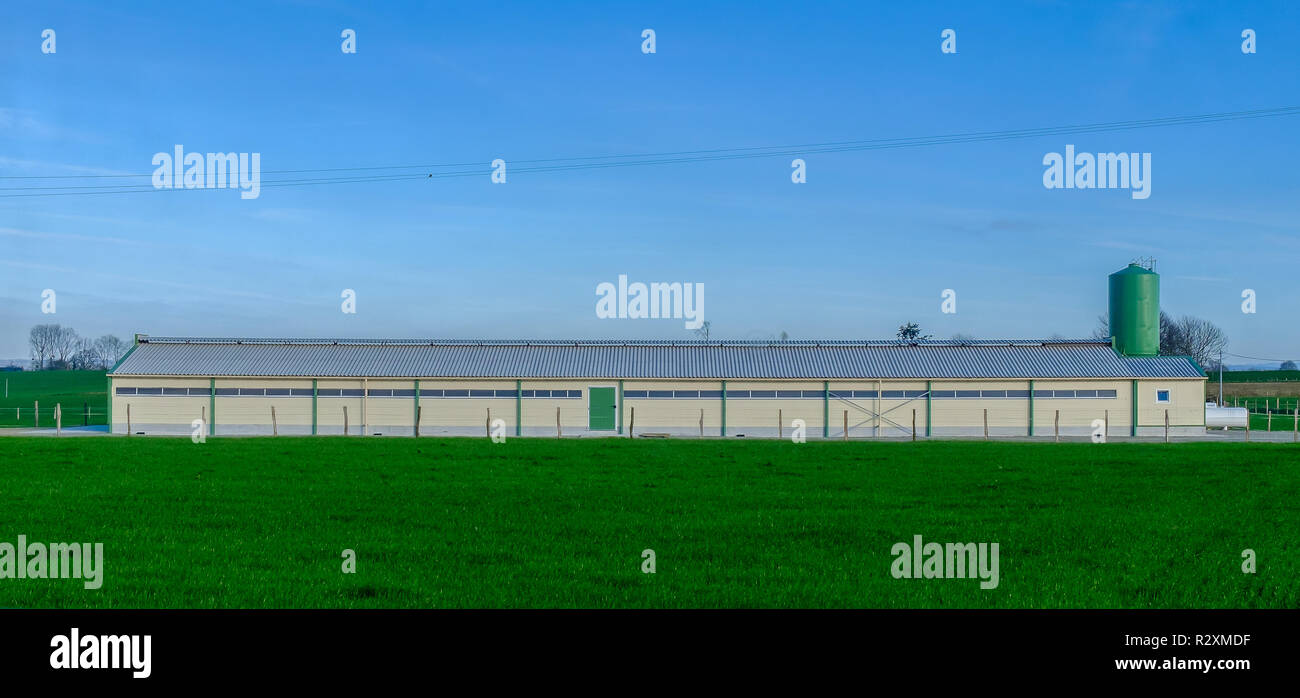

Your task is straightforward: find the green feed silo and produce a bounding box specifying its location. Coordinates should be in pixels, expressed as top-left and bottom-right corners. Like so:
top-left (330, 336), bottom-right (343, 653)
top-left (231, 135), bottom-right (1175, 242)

top-left (1108, 263), bottom-right (1160, 356)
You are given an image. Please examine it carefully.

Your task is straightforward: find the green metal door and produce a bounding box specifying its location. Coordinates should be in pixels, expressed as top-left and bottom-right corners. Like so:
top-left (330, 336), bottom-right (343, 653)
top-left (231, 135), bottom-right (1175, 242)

top-left (588, 387), bottom-right (616, 430)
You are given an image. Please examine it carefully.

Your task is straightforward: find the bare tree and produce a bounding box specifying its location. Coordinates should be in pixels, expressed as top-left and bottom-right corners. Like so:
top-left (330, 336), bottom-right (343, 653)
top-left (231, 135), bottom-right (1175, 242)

top-left (1092, 313), bottom-right (1109, 341)
top-left (69, 338), bottom-right (99, 370)
top-left (49, 326), bottom-right (81, 368)
top-left (95, 335), bottom-right (130, 369)
top-left (28, 324), bottom-right (61, 369)
top-left (1169, 315), bottom-right (1227, 369)
top-left (694, 320), bottom-right (712, 341)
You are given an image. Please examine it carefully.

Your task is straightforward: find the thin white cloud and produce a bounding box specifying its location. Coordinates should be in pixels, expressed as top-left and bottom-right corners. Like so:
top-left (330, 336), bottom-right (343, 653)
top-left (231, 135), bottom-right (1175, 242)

top-left (0, 226), bottom-right (146, 247)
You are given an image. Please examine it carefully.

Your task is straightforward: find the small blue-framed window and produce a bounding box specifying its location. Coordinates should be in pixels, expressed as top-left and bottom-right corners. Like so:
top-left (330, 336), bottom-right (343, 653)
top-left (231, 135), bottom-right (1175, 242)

top-left (318, 389), bottom-right (342, 397)
top-left (699, 390), bottom-right (722, 399)
top-left (1156, 389), bottom-right (1171, 403)
top-left (115, 387), bottom-right (137, 395)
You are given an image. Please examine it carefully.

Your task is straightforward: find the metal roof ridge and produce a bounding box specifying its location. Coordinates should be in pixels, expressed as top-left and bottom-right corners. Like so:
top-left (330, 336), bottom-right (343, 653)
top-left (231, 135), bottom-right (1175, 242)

top-left (140, 336), bottom-right (1110, 346)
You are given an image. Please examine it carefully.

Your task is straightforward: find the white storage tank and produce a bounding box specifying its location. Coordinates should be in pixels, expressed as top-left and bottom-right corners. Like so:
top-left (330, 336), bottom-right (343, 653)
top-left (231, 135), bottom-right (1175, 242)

top-left (1205, 402), bottom-right (1248, 428)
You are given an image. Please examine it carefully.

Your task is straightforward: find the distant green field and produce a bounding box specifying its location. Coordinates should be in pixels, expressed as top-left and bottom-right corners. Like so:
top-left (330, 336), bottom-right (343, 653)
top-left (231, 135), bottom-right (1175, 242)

top-left (0, 370), bottom-right (106, 427)
top-left (1213, 370), bottom-right (1300, 383)
top-left (0, 438), bottom-right (1295, 609)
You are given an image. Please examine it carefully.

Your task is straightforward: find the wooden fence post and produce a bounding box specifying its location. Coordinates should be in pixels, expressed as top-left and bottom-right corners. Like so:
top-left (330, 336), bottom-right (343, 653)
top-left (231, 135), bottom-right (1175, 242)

top-left (55, 403), bottom-right (61, 436)
top-left (699, 409), bottom-right (704, 438)
top-left (415, 406), bottom-right (422, 438)
top-left (486, 408), bottom-right (491, 437)
top-left (343, 406), bottom-right (349, 435)
top-left (1267, 409), bottom-right (1272, 431)
top-left (911, 410), bottom-right (916, 442)
top-left (630, 407), bottom-right (635, 437)
top-left (556, 406), bottom-right (561, 437)
top-left (1104, 409), bottom-right (1109, 440)
top-left (983, 408), bottom-right (988, 439)
top-left (1164, 409), bottom-right (1169, 443)
top-left (1293, 407), bottom-right (1298, 443)
top-left (778, 409), bottom-right (782, 440)
top-left (126, 403), bottom-right (131, 435)
top-left (34, 400), bottom-right (39, 427)
top-left (1054, 410), bottom-right (1060, 442)
top-left (843, 410), bottom-right (848, 441)
top-left (271, 406), bottom-right (278, 436)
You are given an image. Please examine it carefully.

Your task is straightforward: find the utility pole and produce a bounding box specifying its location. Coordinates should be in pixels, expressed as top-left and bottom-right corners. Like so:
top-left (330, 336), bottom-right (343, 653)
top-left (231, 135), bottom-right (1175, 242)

top-left (1218, 349), bottom-right (1223, 406)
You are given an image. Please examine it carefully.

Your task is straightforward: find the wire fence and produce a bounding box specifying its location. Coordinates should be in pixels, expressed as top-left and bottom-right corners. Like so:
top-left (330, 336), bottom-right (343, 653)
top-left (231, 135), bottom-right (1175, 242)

top-left (0, 404), bottom-right (108, 428)
top-left (1221, 396), bottom-right (1300, 414)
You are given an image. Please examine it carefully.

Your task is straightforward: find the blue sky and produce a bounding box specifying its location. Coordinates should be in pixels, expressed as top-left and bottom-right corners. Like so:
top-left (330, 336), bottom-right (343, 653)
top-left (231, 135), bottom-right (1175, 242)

top-left (2, 1), bottom-right (1297, 362)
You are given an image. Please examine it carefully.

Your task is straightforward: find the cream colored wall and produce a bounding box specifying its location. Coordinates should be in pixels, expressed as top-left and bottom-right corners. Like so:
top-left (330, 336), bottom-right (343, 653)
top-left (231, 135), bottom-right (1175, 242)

top-left (930, 380), bottom-right (1031, 429)
top-left (521, 380), bottom-right (608, 431)
top-left (622, 380), bottom-right (722, 432)
top-left (107, 373), bottom-right (1206, 436)
top-left (113, 396), bottom-right (207, 429)
top-left (1031, 380), bottom-right (1130, 430)
top-left (111, 376), bottom-right (208, 430)
top-left (1137, 379), bottom-right (1205, 426)
top-left (724, 381), bottom-right (825, 431)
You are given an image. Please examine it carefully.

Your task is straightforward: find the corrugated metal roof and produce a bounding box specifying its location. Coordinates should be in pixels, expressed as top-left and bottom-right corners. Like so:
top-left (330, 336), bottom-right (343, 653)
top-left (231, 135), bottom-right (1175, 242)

top-left (109, 337), bottom-right (1206, 380)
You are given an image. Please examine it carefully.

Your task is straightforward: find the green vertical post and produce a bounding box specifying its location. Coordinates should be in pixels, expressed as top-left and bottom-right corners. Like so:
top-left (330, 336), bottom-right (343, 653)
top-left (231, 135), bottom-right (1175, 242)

top-left (1028, 380), bottom-right (1034, 437)
top-left (823, 381), bottom-right (830, 439)
top-left (617, 380), bottom-right (624, 435)
top-left (925, 380), bottom-right (932, 437)
top-left (312, 379), bottom-right (319, 435)
top-left (106, 375), bottom-right (113, 431)
top-left (1131, 380), bottom-right (1139, 437)
top-left (515, 379), bottom-right (522, 437)
top-left (209, 378), bottom-right (216, 436)
top-left (721, 380), bottom-right (727, 437)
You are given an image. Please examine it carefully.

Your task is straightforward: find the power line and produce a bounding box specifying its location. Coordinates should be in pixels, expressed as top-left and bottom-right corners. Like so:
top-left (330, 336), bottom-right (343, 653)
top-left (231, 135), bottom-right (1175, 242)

top-left (1224, 352), bottom-right (1298, 363)
top-left (2, 105), bottom-right (1297, 197)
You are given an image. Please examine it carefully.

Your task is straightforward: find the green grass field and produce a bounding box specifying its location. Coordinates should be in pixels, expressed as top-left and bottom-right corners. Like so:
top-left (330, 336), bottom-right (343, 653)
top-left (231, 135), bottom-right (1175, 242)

top-left (0, 437), bottom-right (1296, 609)
top-left (1211, 370), bottom-right (1300, 383)
top-left (0, 370), bottom-right (106, 427)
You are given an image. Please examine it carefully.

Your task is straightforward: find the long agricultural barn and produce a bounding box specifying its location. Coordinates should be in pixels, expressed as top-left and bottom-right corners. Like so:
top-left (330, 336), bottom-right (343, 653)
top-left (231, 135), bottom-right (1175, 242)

top-left (107, 336), bottom-right (1206, 438)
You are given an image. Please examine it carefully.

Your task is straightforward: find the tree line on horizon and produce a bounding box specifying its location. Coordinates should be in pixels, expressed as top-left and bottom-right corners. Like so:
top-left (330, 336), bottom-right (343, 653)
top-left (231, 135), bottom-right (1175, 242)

top-left (25, 324), bottom-right (130, 371)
